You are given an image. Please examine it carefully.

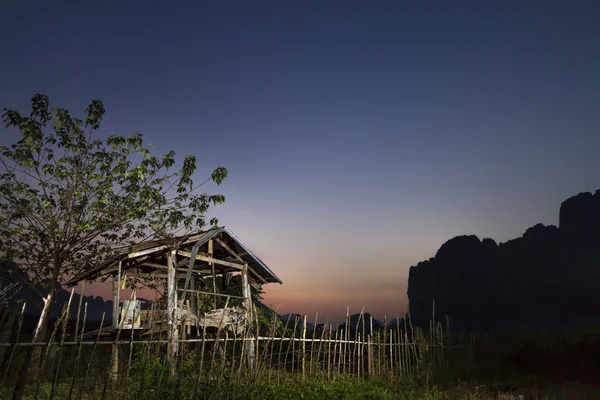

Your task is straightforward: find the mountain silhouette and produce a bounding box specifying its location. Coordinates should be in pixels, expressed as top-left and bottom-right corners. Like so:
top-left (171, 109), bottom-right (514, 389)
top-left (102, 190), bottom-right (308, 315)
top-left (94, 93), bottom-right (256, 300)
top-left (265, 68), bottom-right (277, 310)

top-left (386, 317), bottom-right (406, 331)
top-left (338, 313), bottom-right (383, 335)
top-left (407, 190), bottom-right (600, 333)
top-left (0, 261), bottom-right (115, 323)
top-left (281, 313), bottom-right (315, 331)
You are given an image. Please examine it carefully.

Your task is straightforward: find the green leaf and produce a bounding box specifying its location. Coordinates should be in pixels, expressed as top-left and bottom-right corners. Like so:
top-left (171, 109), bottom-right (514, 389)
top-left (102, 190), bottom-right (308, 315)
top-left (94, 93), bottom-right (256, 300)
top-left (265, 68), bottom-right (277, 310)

top-left (211, 166), bottom-right (228, 185)
top-left (0, 93), bottom-right (228, 296)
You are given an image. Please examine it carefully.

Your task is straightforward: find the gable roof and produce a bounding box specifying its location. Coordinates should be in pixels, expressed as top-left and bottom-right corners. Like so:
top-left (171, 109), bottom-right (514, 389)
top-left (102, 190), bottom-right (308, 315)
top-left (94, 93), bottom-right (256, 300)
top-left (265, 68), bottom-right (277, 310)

top-left (65, 226), bottom-right (282, 286)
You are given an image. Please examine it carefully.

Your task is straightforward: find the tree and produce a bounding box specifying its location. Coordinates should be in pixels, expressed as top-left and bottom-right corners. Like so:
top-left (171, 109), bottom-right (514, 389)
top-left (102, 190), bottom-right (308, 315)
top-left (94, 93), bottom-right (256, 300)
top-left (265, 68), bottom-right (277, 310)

top-left (0, 94), bottom-right (228, 341)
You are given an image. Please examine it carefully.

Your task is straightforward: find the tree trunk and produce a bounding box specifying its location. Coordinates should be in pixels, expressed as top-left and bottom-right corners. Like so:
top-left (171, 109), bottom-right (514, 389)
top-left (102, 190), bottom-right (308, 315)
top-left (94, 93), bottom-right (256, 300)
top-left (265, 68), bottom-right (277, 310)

top-left (33, 289), bottom-right (55, 343)
top-left (13, 287), bottom-right (56, 400)
top-left (31, 288), bottom-right (56, 374)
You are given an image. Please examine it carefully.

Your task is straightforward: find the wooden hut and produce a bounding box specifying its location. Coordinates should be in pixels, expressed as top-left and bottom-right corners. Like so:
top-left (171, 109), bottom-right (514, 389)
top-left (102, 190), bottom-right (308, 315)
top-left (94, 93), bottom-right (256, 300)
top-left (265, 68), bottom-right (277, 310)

top-left (65, 226), bottom-right (282, 361)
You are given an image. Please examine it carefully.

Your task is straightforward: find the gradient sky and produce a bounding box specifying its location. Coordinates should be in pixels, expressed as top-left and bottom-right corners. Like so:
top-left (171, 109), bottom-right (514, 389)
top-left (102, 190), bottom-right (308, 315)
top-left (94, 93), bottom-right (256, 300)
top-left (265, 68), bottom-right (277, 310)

top-left (1, 1), bottom-right (599, 323)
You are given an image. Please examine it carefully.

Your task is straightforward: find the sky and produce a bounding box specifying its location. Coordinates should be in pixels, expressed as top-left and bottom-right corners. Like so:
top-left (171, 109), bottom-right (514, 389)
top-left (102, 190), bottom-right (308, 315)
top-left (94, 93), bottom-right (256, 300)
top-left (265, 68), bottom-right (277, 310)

top-left (1, 0), bottom-right (599, 323)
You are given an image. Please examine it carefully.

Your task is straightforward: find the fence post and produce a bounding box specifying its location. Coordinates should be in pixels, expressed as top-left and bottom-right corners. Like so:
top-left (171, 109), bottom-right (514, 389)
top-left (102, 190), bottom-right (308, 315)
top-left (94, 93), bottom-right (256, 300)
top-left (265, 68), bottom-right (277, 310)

top-left (301, 315), bottom-right (307, 378)
top-left (74, 282), bottom-right (85, 342)
top-left (327, 325), bottom-right (333, 380)
top-left (110, 266), bottom-right (121, 381)
top-left (367, 334), bottom-right (372, 378)
top-left (357, 333), bottom-right (361, 377)
top-left (389, 331), bottom-right (393, 379)
top-left (242, 264), bottom-right (255, 370)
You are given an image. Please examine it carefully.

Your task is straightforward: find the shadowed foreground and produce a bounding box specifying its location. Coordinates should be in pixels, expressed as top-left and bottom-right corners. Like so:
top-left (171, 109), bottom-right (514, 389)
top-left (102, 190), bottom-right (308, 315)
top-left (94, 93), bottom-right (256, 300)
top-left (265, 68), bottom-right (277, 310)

top-left (1, 304), bottom-right (600, 400)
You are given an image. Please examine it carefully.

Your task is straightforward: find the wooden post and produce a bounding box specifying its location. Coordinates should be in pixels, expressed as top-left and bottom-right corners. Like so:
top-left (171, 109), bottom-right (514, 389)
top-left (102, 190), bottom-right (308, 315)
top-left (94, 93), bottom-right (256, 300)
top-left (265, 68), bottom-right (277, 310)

top-left (396, 316), bottom-right (401, 374)
top-left (167, 250), bottom-right (179, 373)
top-left (343, 307), bottom-right (349, 373)
top-left (110, 266), bottom-right (120, 380)
top-left (311, 313), bottom-right (319, 378)
top-left (338, 328), bottom-right (344, 376)
top-left (242, 264), bottom-right (254, 369)
top-left (74, 282), bottom-right (85, 341)
top-left (112, 268), bottom-right (120, 328)
top-left (209, 239), bottom-right (217, 308)
top-left (327, 325), bottom-right (333, 380)
top-left (367, 334), bottom-right (372, 378)
top-left (369, 315), bottom-right (374, 378)
top-left (357, 333), bottom-right (361, 377)
top-left (301, 315), bottom-right (307, 378)
top-left (382, 316), bottom-right (387, 378)
top-left (190, 277), bottom-right (197, 314)
top-left (334, 327), bottom-right (340, 377)
top-left (389, 330), bottom-right (393, 378)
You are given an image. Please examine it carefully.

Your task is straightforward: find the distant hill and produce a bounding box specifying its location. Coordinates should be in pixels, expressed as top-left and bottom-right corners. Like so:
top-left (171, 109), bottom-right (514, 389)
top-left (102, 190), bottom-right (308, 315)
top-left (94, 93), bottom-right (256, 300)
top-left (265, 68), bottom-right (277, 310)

top-left (0, 261), bottom-right (116, 323)
top-left (407, 190), bottom-right (600, 333)
top-left (386, 317), bottom-right (406, 331)
top-left (281, 313), bottom-right (315, 331)
top-left (338, 313), bottom-right (383, 334)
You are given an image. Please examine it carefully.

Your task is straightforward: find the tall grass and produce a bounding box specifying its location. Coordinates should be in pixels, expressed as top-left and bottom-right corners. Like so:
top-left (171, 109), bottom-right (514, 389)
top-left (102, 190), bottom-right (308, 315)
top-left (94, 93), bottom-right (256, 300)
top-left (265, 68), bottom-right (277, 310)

top-left (1, 302), bottom-right (600, 399)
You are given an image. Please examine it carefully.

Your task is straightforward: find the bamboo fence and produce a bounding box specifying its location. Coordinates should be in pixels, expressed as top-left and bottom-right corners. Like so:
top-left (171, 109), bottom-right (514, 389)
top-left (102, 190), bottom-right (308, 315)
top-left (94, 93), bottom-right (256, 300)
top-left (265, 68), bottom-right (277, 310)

top-left (0, 301), bottom-right (455, 398)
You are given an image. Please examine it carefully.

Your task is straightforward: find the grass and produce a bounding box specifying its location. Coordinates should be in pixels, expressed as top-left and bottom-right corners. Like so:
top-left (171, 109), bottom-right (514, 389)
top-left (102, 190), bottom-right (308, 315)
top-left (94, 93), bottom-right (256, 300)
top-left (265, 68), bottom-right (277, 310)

top-left (3, 305), bottom-right (600, 399)
top-left (3, 337), bottom-right (600, 399)
top-left (6, 373), bottom-right (502, 400)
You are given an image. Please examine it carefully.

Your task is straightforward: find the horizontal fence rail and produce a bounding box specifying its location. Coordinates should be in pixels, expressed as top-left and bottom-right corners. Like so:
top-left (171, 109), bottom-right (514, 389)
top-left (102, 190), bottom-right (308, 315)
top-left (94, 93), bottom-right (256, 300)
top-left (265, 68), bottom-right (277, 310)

top-left (0, 337), bottom-right (458, 347)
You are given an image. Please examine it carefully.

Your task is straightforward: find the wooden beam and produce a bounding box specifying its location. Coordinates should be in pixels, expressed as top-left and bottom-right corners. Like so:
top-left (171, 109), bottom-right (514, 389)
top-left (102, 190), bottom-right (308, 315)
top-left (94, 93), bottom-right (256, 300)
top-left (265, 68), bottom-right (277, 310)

top-left (176, 289), bottom-right (246, 300)
top-left (178, 232), bottom-right (210, 247)
top-left (176, 258), bottom-right (190, 267)
top-left (124, 233), bottom-right (205, 259)
top-left (248, 266), bottom-right (268, 284)
top-left (142, 262), bottom-right (174, 269)
top-left (127, 273), bottom-right (192, 279)
top-left (198, 252), bottom-right (246, 269)
top-left (101, 263), bottom-right (118, 276)
top-left (179, 241), bottom-right (201, 304)
top-left (128, 245), bottom-right (170, 259)
top-left (214, 239), bottom-right (267, 284)
top-left (178, 251), bottom-right (245, 270)
top-left (131, 273), bottom-right (169, 279)
top-left (139, 263), bottom-right (212, 274)
top-left (100, 255), bottom-right (152, 275)
top-left (215, 238), bottom-right (244, 262)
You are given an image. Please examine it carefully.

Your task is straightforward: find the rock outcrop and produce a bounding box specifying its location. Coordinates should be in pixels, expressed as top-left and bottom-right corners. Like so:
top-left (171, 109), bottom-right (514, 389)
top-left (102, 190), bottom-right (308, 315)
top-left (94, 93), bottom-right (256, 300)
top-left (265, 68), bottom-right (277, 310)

top-left (559, 190), bottom-right (600, 247)
top-left (407, 190), bottom-right (600, 333)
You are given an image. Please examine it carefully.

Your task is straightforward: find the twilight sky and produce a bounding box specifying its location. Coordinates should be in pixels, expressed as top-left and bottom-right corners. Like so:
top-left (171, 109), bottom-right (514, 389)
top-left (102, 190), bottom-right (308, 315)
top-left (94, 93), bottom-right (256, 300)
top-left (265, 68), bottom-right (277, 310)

top-left (1, 1), bottom-right (599, 322)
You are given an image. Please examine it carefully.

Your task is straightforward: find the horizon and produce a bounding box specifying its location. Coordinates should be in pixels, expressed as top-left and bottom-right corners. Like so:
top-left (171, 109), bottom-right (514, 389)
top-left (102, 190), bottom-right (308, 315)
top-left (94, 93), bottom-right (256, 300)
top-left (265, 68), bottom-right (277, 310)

top-left (66, 186), bottom-right (590, 325)
top-left (2, 1), bottom-right (600, 323)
